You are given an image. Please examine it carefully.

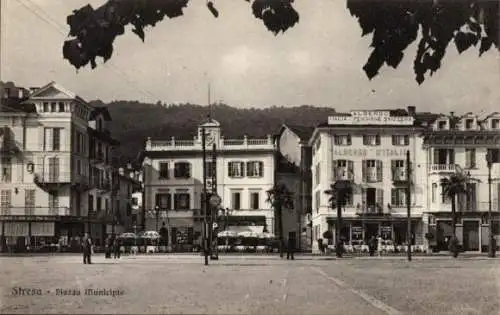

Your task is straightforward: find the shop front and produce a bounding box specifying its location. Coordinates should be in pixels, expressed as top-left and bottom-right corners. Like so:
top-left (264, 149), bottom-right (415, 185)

top-left (427, 212), bottom-right (500, 253)
top-left (326, 217), bottom-right (423, 247)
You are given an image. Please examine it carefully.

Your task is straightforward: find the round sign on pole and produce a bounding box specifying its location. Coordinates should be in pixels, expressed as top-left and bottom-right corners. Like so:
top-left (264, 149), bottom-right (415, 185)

top-left (213, 223), bottom-right (218, 229)
top-left (209, 194), bottom-right (221, 207)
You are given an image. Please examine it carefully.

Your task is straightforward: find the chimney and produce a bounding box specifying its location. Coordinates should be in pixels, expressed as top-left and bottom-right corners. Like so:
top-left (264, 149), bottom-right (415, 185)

top-left (407, 106), bottom-right (416, 117)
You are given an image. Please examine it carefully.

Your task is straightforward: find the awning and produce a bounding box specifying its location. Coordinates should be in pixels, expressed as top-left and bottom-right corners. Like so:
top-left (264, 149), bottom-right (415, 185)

top-left (226, 225), bottom-right (265, 235)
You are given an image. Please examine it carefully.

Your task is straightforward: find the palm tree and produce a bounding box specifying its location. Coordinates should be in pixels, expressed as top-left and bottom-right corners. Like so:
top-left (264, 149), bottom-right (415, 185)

top-left (441, 171), bottom-right (468, 258)
top-left (325, 180), bottom-right (353, 258)
top-left (267, 183), bottom-right (294, 258)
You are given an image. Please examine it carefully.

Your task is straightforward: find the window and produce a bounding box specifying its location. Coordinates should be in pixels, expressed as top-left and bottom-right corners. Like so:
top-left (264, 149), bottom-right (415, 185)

top-left (58, 102), bottom-right (65, 112)
top-left (247, 161), bottom-right (263, 177)
top-left (363, 135), bottom-right (381, 146)
top-left (50, 102), bottom-right (56, 112)
top-left (205, 161), bottom-right (216, 178)
top-left (391, 188), bottom-right (406, 207)
top-left (487, 149), bottom-right (500, 163)
top-left (492, 119), bottom-right (499, 129)
top-left (250, 192), bottom-right (260, 209)
top-left (43, 102), bottom-right (49, 112)
top-left (334, 135), bottom-right (351, 146)
top-left (315, 163), bottom-right (320, 185)
top-left (363, 160), bottom-right (383, 182)
top-left (155, 193), bottom-right (171, 210)
top-left (159, 162), bottom-right (169, 179)
top-left (315, 190), bottom-right (320, 212)
top-left (77, 160), bottom-right (82, 175)
top-left (465, 119), bottom-right (474, 130)
top-left (392, 135), bottom-right (409, 146)
top-left (44, 128), bottom-right (62, 151)
top-left (1, 157), bottom-right (12, 183)
top-left (88, 195), bottom-right (94, 212)
top-left (174, 193), bottom-right (190, 210)
top-left (332, 160), bottom-right (354, 180)
top-left (232, 192), bottom-right (241, 210)
top-left (174, 162), bottom-right (191, 178)
top-left (228, 161), bottom-right (244, 178)
top-left (431, 183), bottom-right (437, 203)
top-left (1, 189), bottom-right (11, 215)
top-left (391, 160), bottom-right (405, 181)
top-left (132, 197), bottom-right (139, 206)
top-left (49, 191), bottom-right (59, 214)
top-left (465, 149), bottom-right (476, 168)
top-left (25, 189), bottom-right (36, 215)
top-left (96, 197), bottom-right (102, 211)
top-left (105, 199), bottom-right (109, 213)
top-left (438, 121), bottom-right (447, 130)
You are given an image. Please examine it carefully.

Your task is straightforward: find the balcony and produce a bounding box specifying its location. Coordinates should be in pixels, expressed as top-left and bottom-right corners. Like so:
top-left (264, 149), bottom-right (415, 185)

top-left (34, 172), bottom-right (71, 191)
top-left (459, 201), bottom-right (499, 212)
top-left (146, 135), bottom-right (274, 152)
top-left (96, 180), bottom-right (112, 192)
top-left (91, 151), bottom-right (105, 164)
top-left (0, 207), bottom-right (70, 218)
top-left (430, 164), bottom-right (457, 173)
top-left (355, 204), bottom-right (386, 216)
top-left (392, 169), bottom-right (408, 184)
top-left (72, 174), bottom-right (91, 191)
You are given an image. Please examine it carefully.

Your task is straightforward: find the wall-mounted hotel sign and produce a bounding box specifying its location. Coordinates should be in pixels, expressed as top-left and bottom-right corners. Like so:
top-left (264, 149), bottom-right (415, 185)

top-left (333, 148), bottom-right (408, 158)
top-left (328, 110), bottom-right (414, 125)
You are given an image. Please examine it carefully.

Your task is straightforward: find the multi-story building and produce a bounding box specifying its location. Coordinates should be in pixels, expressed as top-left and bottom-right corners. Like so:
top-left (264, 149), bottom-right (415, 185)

top-left (275, 124), bottom-right (314, 251)
top-left (114, 166), bottom-right (141, 234)
top-left (141, 119), bottom-right (275, 250)
top-left (422, 112), bottom-right (500, 252)
top-left (308, 107), bottom-right (434, 252)
top-left (0, 81), bottom-right (125, 252)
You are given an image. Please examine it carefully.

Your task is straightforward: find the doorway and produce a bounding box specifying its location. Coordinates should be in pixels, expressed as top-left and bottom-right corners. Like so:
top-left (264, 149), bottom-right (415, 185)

top-left (436, 220), bottom-right (452, 251)
top-left (364, 223), bottom-right (378, 242)
top-left (462, 220), bottom-right (480, 252)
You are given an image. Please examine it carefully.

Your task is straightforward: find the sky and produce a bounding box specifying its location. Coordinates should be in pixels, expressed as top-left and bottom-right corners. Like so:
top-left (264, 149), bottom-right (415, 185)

top-left (1, 0), bottom-right (499, 114)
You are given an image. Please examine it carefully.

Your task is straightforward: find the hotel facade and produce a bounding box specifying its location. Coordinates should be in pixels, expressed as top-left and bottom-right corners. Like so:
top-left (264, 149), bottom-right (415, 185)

top-left (308, 107), bottom-right (500, 253)
top-left (0, 81), bottom-right (132, 252)
top-left (141, 119), bottom-right (276, 251)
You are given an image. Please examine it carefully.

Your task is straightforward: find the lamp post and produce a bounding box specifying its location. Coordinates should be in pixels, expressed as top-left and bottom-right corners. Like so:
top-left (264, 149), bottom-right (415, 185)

top-left (155, 205), bottom-right (160, 232)
top-left (486, 151), bottom-right (496, 258)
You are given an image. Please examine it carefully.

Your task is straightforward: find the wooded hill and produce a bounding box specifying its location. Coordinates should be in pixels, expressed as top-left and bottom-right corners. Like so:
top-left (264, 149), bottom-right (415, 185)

top-left (91, 101), bottom-right (337, 163)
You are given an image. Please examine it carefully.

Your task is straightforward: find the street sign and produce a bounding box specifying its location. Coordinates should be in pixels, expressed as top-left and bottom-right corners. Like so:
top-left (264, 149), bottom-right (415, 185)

top-left (213, 223), bottom-right (218, 229)
top-left (209, 194), bottom-right (221, 207)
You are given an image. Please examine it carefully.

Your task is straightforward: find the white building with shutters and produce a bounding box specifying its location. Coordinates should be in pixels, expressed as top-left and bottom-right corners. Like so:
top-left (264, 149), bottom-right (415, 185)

top-left (141, 119), bottom-right (276, 250)
top-left (0, 81), bottom-right (126, 253)
top-left (308, 107), bottom-right (429, 252)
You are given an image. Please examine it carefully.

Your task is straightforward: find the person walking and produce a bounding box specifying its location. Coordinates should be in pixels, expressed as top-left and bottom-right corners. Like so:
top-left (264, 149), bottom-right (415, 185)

top-left (113, 235), bottom-right (121, 259)
top-left (82, 233), bottom-right (92, 264)
top-left (377, 234), bottom-right (383, 257)
top-left (286, 236), bottom-right (295, 260)
top-left (369, 235), bottom-right (376, 257)
top-left (104, 235), bottom-right (112, 259)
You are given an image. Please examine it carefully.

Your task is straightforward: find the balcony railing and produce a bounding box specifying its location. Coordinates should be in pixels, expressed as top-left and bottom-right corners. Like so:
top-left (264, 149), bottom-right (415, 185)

top-left (146, 135), bottom-right (274, 151)
top-left (0, 207), bottom-right (70, 216)
top-left (459, 201), bottom-right (500, 212)
top-left (34, 172), bottom-right (71, 184)
top-left (355, 204), bottom-right (386, 215)
top-left (431, 164), bottom-right (457, 173)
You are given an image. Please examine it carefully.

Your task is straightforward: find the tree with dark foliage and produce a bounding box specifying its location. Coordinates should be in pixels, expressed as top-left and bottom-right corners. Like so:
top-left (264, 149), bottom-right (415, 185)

top-left (63, 0), bottom-right (498, 83)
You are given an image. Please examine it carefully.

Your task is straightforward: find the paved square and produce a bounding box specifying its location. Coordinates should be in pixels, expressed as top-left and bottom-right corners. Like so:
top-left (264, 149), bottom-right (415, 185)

top-left (1, 254), bottom-right (499, 314)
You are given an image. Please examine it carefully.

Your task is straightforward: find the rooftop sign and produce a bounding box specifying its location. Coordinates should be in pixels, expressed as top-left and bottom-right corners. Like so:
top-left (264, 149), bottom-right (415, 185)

top-left (328, 110), bottom-right (414, 126)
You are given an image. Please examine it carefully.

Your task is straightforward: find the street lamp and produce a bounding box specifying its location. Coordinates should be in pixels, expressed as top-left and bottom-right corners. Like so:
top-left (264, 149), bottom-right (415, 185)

top-left (486, 151), bottom-right (496, 258)
top-left (155, 205), bottom-right (160, 232)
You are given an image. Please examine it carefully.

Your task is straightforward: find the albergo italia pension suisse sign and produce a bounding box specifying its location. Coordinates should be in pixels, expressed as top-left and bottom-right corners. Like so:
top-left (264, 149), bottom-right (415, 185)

top-left (328, 110), bottom-right (414, 126)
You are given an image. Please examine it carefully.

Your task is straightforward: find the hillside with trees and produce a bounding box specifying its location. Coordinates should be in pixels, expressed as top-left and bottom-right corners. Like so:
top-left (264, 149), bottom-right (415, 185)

top-left (94, 101), bottom-right (337, 163)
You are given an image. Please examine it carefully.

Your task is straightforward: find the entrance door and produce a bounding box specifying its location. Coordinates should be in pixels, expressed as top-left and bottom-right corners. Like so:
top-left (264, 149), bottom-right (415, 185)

top-left (462, 221), bottom-right (480, 251)
top-left (364, 223), bottom-right (378, 242)
top-left (436, 220), bottom-right (452, 251)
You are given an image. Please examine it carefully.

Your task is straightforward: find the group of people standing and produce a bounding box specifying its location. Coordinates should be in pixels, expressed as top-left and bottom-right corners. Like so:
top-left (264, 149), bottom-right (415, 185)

top-left (81, 233), bottom-right (122, 264)
top-left (105, 234), bottom-right (122, 259)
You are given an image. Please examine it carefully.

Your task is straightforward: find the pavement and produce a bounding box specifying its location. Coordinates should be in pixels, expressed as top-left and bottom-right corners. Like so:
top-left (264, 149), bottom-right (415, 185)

top-left (1, 254), bottom-right (499, 314)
